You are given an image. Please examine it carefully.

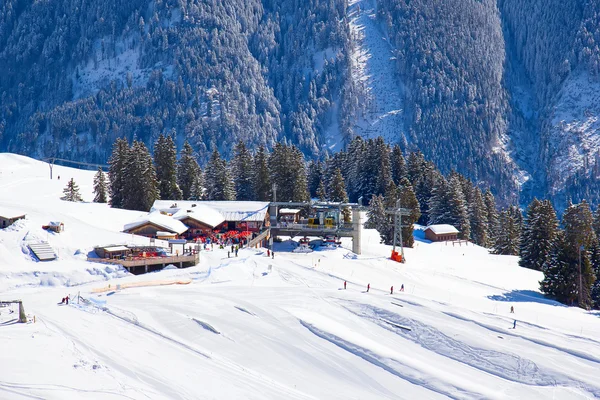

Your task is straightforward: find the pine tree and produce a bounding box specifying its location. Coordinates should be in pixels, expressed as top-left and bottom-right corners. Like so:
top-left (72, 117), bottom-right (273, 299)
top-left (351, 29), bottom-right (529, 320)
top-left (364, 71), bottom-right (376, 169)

top-left (493, 206), bottom-right (522, 255)
top-left (329, 168), bottom-right (349, 203)
top-left (428, 175), bottom-right (451, 224)
top-left (253, 145), bottom-right (271, 201)
top-left (177, 141), bottom-right (201, 200)
top-left (366, 195), bottom-right (389, 244)
top-left (414, 161), bottom-right (437, 225)
top-left (520, 199), bottom-right (558, 271)
top-left (123, 140), bottom-right (160, 211)
top-left (540, 231), bottom-right (578, 304)
top-left (232, 141), bottom-right (254, 201)
top-left (398, 177), bottom-right (420, 248)
top-left (406, 151), bottom-right (426, 187)
top-left (307, 160), bottom-right (324, 198)
top-left (447, 174), bottom-right (470, 239)
top-left (61, 178), bottom-right (83, 202)
top-left (108, 138), bottom-right (129, 208)
top-left (562, 200), bottom-right (596, 308)
top-left (317, 179), bottom-right (327, 201)
top-left (469, 188), bottom-right (488, 246)
top-left (190, 173), bottom-right (204, 200)
top-left (205, 149), bottom-right (235, 201)
top-left (93, 167), bottom-right (108, 203)
top-left (589, 239), bottom-right (600, 309)
top-left (154, 133), bottom-right (182, 200)
top-left (484, 190), bottom-right (498, 248)
top-left (391, 144), bottom-right (407, 185)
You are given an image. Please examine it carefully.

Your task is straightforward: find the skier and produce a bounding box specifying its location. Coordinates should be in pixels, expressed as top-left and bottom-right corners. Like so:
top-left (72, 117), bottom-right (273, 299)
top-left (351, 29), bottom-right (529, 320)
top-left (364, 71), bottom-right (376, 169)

top-left (513, 320), bottom-right (517, 329)
top-left (390, 286), bottom-right (394, 295)
top-left (235, 248), bottom-right (239, 257)
top-left (267, 249), bottom-right (270, 257)
top-left (367, 283), bottom-right (370, 292)
top-left (228, 251), bottom-right (230, 258)
top-left (400, 284), bottom-right (404, 292)
top-left (65, 295), bottom-right (69, 305)
top-left (344, 281), bottom-right (347, 290)
top-left (272, 251), bottom-right (275, 259)
top-left (231, 245), bottom-right (235, 253)
top-left (510, 306), bottom-right (514, 313)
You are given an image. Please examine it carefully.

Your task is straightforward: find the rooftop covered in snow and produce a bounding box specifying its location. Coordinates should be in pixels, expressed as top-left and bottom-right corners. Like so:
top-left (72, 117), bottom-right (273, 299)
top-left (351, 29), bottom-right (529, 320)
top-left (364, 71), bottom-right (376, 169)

top-left (424, 224), bottom-right (459, 234)
top-left (123, 212), bottom-right (188, 234)
top-left (151, 200), bottom-right (269, 223)
top-left (171, 204), bottom-right (226, 228)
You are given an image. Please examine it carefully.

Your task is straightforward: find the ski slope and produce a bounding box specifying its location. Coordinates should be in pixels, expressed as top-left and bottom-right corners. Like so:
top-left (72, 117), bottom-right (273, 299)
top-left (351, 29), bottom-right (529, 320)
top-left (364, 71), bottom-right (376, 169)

top-left (1, 153), bottom-right (600, 399)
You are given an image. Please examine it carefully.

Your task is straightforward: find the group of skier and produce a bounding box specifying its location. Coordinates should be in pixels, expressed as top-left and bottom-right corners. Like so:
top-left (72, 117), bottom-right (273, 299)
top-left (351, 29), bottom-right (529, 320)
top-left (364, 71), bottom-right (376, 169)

top-left (342, 281), bottom-right (404, 294)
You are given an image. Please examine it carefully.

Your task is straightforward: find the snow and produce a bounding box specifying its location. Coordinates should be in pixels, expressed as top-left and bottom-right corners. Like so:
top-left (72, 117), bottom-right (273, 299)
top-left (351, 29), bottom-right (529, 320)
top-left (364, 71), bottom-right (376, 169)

top-left (279, 208), bottom-right (301, 214)
top-left (123, 211), bottom-right (188, 234)
top-left (348, 0), bottom-right (408, 145)
top-left (425, 224), bottom-right (459, 235)
top-left (2, 153), bottom-right (600, 399)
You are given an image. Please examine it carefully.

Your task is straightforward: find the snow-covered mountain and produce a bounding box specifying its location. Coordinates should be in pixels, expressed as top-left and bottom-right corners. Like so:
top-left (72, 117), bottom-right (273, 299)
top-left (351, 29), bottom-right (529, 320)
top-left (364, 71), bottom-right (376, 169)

top-left (2, 0), bottom-right (600, 207)
top-left (2, 154), bottom-right (600, 399)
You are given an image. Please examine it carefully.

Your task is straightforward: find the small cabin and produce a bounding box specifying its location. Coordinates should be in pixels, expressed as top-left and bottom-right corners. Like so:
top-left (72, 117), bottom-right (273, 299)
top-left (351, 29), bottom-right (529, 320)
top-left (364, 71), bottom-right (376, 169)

top-left (279, 208), bottom-right (301, 224)
top-left (0, 211), bottom-right (26, 229)
top-left (44, 221), bottom-right (64, 233)
top-left (94, 245), bottom-right (130, 259)
top-left (424, 224), bottom-right (459, 242)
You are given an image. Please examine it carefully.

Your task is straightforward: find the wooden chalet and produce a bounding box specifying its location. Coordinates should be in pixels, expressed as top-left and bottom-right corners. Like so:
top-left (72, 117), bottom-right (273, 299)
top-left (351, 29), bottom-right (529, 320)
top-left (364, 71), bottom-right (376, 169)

top-left (0, 209), bottom-right (26, 229)
top-left (424, 224), bottom-right (459, 242)
top-left (123, 212), bottom-right (188, 238)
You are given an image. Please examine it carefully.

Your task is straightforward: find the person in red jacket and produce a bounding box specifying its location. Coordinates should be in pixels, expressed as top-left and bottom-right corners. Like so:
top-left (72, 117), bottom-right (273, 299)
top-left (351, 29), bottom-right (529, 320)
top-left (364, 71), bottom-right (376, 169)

top-left (344, 281), bottom-right (347, 289)
top-left (367, 283), bottom-right (370, 292)
top-left (390, 286), bottom-right (394, 295)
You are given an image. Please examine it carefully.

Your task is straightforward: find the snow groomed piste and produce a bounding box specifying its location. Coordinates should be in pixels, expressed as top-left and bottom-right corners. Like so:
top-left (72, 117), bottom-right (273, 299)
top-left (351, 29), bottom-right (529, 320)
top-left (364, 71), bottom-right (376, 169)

top-left (1, 154), bottom-right (600, 399)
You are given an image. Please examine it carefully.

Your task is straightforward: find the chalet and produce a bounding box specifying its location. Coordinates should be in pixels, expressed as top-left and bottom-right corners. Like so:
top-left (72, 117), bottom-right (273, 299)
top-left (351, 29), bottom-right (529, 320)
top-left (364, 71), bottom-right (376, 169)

top-left (279, 208), bottom-right (301, 224)
top-left (0, 209), bottom-right (26, 229)
top-left (94, 245), bottom-right (130, 259)
top-left (151, 200), bottom-right (270, 234)
top-left (123, 212), bottom-right (188, 238)
top-left (424, 224), bottom-right (459, 242)
top-left (172, 204), bottom-right (226, 239)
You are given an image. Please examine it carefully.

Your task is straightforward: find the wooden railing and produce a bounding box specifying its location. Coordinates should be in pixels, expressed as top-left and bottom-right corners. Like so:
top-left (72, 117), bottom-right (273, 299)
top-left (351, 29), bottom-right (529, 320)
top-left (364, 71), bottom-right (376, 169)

top-left (88, 254), bottom-right (199, 268)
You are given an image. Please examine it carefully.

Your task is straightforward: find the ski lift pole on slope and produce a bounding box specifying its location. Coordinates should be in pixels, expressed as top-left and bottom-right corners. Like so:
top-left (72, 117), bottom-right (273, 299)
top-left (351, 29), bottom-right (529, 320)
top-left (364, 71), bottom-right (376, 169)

top-left (386, 199), bottom-right (411, 263)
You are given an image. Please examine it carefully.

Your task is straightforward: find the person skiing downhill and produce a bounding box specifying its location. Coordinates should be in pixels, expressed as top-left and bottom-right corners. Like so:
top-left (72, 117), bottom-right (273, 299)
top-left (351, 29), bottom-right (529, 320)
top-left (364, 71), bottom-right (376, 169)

top-left (367, 283), bottom-right (370, 292)
top-left (513, 320), bottom-right (517, 329)
top-left (344, 281), bottom-right (347, 290)
top-left (390, 286), bottom-right (394, 295)
top-left (400, 284), bottom-right (404, 292)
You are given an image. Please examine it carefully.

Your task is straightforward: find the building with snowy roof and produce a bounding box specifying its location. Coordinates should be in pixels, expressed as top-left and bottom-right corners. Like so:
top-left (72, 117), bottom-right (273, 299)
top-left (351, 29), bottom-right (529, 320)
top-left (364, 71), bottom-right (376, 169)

top-left (0, 208), bottom-right (26, 229)
top-left (123, 211), bottom-right (188, 238)
top-left (151, 200), bottom-right (270, 233)
top-left (424, 224), bottom-right (459, 242)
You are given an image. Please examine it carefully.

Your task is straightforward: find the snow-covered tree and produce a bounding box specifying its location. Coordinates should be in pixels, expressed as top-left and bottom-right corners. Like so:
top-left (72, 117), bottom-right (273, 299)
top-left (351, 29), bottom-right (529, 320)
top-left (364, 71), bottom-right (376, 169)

top-left (316, 179), bottom-right (327, 201)
top-left (484, 190), bottom-right (498, 248)
top-left (398, 177), bottom-right (420, 247)
top-left (108, 138), bottom-right (129, 208)
top-left (469, 188), bottom-right (488, 246)
top-left (93, 167), bottom-right (108, 203)
top-left (232, 141), bottom-right (254, 201)
top-left (391, 144), bottom-right (407, 185)
top-left (253, 145), bottom-right (271, 201)
top-left (493, 206), bottom-right (522, 255)
top-left (205, 149), bottom-right (235, 201)
top-left (61, 178), bottom-right (83, 202)
top-left (520, 199), bottom-right (558, 271)
top-left (154, 133), bottom-right (182, 200)
top-left (177, 141), bottom-right (201, 200)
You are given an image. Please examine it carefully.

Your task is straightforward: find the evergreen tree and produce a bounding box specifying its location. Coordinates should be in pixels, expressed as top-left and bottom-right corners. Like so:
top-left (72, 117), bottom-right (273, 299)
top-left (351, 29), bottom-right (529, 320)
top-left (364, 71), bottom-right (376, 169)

top-left (493, 206), bottom-right (522, 255)
top-left (484, 190), bottom-right (499, 248)
top-left (365, 194), bottom-right (388, 241)
top-left (154, 133), bottom-right (182, 200)
top-left (374, 138), bottom-right (393, 197)
top-left (398, 177), bottom-right (420, 248)
top-left (447, 174), bottom-right (470, 239)
top-left (232, 141), bottom-right (254, 201)
top-left (406, 151), bottom-right (426, 187)
top-left (205, 149), bottom-right (235, 201)
top-left (469, 188), bottom-right (488, 246)
top-left (61, 178), bottom-right (83, 202)
top-left (253, 145), bottom-right (271, 202)
top-left (589, 239), bottom-right (600, 309)
top-left (561, 200), bottom-right (596, 308)
top-left (520, 199), bottom-right (558, 271)
top-left (307, 160), bottom-right (324, 198)
top-left (328, 168), bottom-right (349, 203)
top-left (177, 141), bottom-right (201, 200)
top-left (391, 144), bottom-right (407, 185)
top-left (428, 175), bottom-right (451, 224)
top-left (379, 180), bottom-right (399, 244)
top-left (540, 231), bottom-right (578, 304)
top-left (108, 138), bottom-right (129, 208)
top-left (414, 161), bottom-right (437, 225)
top-left (317, 179), bottom-right (327, 201)
top-left (93, 167), bottom-right (108, 203)
top-left (123, 140), bottom-right (160, 211)
top-left (190, 173), bottom-right (205, 200)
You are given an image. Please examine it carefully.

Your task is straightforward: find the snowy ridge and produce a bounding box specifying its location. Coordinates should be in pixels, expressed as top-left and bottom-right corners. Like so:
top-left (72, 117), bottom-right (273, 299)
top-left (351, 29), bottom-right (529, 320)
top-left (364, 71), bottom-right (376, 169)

top-left (348, 0), bottom-right (407, 144)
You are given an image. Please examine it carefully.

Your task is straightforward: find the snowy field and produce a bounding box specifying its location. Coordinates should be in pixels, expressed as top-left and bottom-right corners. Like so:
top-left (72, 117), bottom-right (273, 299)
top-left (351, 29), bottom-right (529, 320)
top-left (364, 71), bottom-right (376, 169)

top-left (2, 154), bottom-right (600, 399)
